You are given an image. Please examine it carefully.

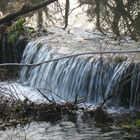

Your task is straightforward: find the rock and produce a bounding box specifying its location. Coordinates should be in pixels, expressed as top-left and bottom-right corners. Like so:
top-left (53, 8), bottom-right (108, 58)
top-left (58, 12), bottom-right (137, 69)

top-left (0, 125), bottom-right (6, 131)
top-left (94, 107), bottom-right (114, 123)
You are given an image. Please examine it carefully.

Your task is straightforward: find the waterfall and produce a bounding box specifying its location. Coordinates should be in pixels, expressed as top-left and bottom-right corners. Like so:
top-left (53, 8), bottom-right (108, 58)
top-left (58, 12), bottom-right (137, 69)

top-left (20, 38), bottom-right (140, 109)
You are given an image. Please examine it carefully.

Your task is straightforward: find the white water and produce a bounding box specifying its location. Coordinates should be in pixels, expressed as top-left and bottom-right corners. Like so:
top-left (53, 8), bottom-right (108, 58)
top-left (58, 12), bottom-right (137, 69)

top-left (0, 2), bottom-right (140, 140)
top-left (19, 28), bottom-right (140, 109)
top-left (0, 81), bottom-right (45, 102)
top-left (0, 118), bottom-right (130, 140)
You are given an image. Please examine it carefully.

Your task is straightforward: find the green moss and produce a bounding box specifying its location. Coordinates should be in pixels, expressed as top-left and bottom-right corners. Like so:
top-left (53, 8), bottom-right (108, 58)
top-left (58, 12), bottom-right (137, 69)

top-left (136, 119), bottom-right (140, 128)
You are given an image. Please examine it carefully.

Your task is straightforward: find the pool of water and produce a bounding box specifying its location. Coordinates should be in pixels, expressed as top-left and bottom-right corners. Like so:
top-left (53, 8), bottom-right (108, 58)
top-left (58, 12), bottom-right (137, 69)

top-left (0, 82), bottom-right (140, 140)
top-left (0, 111), bottom-right (139, 140)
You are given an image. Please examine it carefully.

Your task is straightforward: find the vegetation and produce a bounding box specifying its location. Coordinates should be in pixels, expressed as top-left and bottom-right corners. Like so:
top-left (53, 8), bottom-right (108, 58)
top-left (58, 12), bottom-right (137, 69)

top-left (0, 93), bottom-right (77, 128)
top-left (0, 0), bottom-right (139, 40)
top-left (79, 0), bottom-right (140, 40)
top-left (0, 66), bottom-right (18, 81)
top-left (8, 18), bottom-right (26, 45)
top-left (0, 1), bottom-right (139, 138)
top-left (0, 20), bottom-right (28, 64)
top-left (136, 119), bottom-right (140, 128)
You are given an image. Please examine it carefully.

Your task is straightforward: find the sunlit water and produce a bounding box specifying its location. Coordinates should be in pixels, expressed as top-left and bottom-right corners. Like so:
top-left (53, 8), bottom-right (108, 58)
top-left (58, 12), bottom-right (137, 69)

top-left (19, 27), bottom-right (140, 109)
top-left (0, 1), bottom-right (140, 140)
top-left (0, 29), bottom-right (140, 140)
top-left (0, 121), bottom-right (120, 140)
top-left (0, 120), bottom-right (130, 140)
top-left (0, 81), bottom-right (138, 140)
top-left (0, 107), bottom-right (136, 140)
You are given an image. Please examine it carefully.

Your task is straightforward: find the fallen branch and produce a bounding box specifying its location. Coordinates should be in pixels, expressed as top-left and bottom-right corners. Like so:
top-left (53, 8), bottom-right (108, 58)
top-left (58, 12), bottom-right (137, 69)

top-left (0, 0), bottom-right (57, 25)
top-left (0, 49), bottom-right (140, 67)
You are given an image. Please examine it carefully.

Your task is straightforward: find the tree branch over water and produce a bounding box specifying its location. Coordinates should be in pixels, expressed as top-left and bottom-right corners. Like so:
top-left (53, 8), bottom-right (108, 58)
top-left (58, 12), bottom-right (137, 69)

top-left (0, 49), bottom-right (140, 67)
top-left (0, 0), bottom-right (57, 25)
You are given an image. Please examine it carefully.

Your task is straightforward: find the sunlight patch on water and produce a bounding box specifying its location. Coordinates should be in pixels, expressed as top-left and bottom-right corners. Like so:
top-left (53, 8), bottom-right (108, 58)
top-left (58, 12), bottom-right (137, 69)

top-left (0, 82), bottom-right (45, 103)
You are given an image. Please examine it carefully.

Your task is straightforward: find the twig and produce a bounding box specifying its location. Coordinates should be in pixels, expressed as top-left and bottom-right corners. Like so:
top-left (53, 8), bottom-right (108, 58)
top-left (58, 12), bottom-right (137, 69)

top-left (100, 94), bottom-right (112, 107)
top-left (0, 49), bottom-right (139, 67)
top-left (0, 0), bottom-right (57, 24)
top-left (100, 68), bottom-right (140, 107)
top-left (68, 4), bottom-right (82, 15)
top-left (37, 89), bottom-right (52, 103)
top-left (38, 88), bottom-right (69, 102)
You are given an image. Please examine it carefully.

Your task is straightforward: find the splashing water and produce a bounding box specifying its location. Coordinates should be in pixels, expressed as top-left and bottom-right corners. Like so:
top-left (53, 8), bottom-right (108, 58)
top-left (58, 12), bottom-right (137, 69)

top-left (20, 36), bottom-right (140, 109)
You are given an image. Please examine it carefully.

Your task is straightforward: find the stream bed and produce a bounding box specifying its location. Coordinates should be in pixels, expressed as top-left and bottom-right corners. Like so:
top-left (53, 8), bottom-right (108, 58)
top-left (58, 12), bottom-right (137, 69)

top-left (0, 82), bottom-right (140, 140)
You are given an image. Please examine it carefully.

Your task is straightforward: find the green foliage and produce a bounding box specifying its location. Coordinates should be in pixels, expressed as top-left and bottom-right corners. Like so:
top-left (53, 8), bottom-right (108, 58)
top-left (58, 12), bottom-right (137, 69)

top-left (114, 55), bottom-right (127, 63)
top-left (135, 119), bottom-right (140, 128)
top-left (121, 119), bottom-right (140, 131)
top-left (8, 18), bottom-right (26, 45)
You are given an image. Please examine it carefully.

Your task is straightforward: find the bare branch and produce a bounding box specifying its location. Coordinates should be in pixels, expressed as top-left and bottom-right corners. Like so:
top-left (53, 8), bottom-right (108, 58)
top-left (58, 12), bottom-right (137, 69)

top-left (0, 49), bottom-right (139, 67)
top-left (0, 0), bottom-right (58, 24)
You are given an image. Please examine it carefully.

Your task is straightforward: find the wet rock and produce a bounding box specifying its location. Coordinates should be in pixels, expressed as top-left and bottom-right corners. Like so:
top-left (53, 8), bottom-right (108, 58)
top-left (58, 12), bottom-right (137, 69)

top-left (101, 126), bottom-right (112, 133)
top-left (0, 125), bottom-right (6, 131)
top-left (86, 107), bottom-right (114, 123)
top-left (123, 135), bottom-right (140, 140)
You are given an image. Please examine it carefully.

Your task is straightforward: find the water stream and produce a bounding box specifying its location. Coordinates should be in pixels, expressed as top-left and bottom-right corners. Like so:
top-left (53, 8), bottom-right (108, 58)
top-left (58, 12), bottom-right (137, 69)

top-left (0, 117), bottom-right (133, 140)
top-left (19, 29), bottom-right (140, 109)
top-left (0, 1), bottom-right (140, 139)
top-left (0, 28), bottom-right (140, 140)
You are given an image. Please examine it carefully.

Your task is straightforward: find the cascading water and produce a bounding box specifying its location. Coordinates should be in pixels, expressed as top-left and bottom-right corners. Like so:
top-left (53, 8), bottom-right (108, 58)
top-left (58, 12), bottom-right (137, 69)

top-left (20, 37), bottom-right (140, 109)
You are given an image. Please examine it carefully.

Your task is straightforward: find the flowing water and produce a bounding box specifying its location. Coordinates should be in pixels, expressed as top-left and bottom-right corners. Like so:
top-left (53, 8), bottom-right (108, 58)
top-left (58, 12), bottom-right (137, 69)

top-left (0, 117), bottom-right (132, 140)
top-left (0, 27), bottom-right (140, 140)
top-left (19, 27), bottom-right (140, 109)
top-left (0, 1), bottom-right (140, 139)
top-left (0, 116), bottom-right (137, 140)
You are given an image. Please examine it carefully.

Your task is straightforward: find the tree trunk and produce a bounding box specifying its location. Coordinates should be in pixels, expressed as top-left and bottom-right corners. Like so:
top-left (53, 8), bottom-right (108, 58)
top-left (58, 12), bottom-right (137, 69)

top-left (64, 0), bottom-right (69, 29)
top-left (0, 0), bottom-right (57, 25)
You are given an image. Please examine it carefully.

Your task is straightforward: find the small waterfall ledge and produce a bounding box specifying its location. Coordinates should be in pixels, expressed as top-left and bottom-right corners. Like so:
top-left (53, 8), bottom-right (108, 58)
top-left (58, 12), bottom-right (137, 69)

top-left (20, 29), bottom-right (140, 109)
